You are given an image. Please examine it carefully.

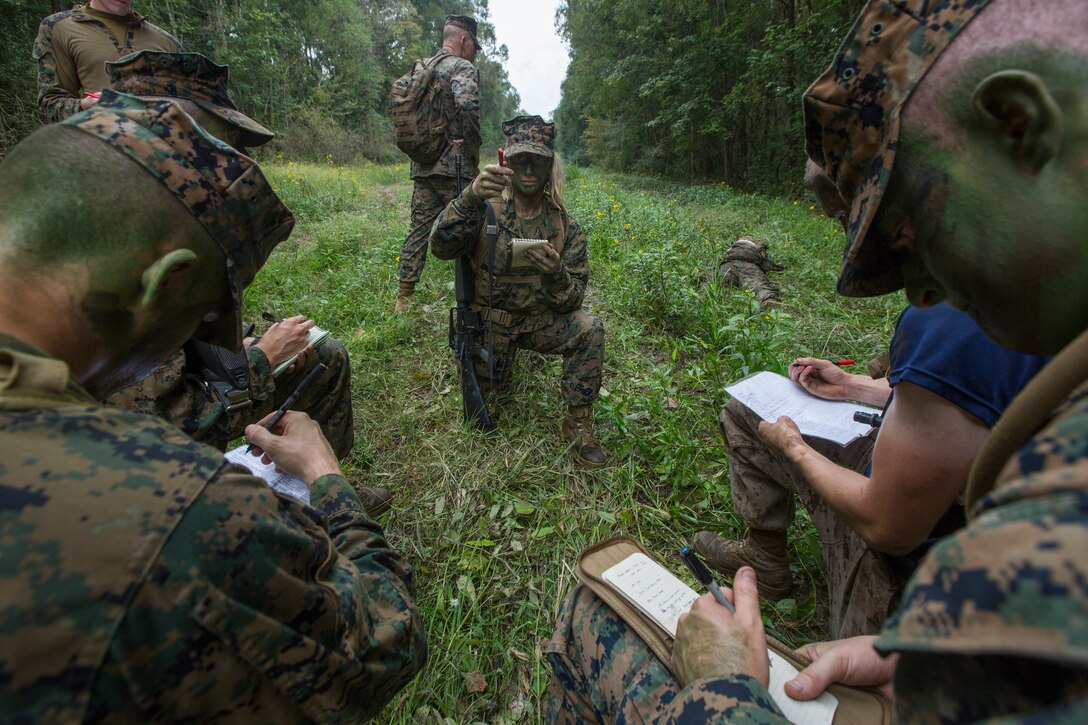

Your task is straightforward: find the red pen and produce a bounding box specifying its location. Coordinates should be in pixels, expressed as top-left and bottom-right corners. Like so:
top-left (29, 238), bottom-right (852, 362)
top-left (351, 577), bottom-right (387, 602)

top-left (498, 147), bottom-right (505, 166)
top-left (833, 359), bottom-right (855, 366)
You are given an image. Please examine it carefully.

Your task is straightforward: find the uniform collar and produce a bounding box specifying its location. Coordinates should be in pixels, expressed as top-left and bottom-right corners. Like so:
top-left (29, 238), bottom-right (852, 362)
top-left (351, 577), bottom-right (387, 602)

top-left (0, 333), bottom-right (96, 409)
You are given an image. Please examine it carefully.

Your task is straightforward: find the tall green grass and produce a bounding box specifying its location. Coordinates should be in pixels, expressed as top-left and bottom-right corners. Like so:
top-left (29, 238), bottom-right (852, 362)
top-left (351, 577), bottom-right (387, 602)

top-left (247, 159), bottom-right (905, 723)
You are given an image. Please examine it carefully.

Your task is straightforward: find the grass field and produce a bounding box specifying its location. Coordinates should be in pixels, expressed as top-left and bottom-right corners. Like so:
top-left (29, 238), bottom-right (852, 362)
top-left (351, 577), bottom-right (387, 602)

top-left (246, 158), bottom-right (906, 723)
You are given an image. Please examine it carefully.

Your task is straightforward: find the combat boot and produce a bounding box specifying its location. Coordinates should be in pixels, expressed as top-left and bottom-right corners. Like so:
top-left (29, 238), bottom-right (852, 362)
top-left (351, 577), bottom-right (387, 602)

top-left (693, 529), bottom-right (792, 600)
top-left (358, 487), bottom-right (395, 518)
top-left (393, 281), bottom-right (415, 314)
top-left (561, 405), bottom-right (607, 468)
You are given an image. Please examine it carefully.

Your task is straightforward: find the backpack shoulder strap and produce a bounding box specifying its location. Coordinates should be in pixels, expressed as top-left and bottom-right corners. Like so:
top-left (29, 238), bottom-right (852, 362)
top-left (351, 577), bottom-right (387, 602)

top-left (547, 198), bottom-right (568, 255)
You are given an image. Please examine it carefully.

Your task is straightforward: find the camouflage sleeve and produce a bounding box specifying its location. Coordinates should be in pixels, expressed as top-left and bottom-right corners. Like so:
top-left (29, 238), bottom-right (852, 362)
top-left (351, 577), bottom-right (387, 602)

top-left (245, 344), bottom-right (276, 401)
top-left (541, 215), bottom-right (589, 313)
top-left (893, 651), bottom-right (1088, 722)
top-left (33, 16), bottom-right (82, 122)
top-left (132, 469), bottom-right (426, 720)
top-left (661, 675), bottom-right (789, 722)
top-left (429, 184), bottom-right (486, 260)
top-left (449, 60), bottom-right (480, 149)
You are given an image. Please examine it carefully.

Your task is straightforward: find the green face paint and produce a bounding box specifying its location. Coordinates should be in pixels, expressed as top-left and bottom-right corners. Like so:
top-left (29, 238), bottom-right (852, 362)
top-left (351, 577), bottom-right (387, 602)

top-left (508, 154), bottom-right (551, 197)
top-left (885, 124), bottom-right (1088, 355)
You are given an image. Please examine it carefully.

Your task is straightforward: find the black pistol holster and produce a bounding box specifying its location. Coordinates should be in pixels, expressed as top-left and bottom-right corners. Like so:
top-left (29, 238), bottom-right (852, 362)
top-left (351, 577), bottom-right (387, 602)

top-left (183, 339), bottom-right (252, 413)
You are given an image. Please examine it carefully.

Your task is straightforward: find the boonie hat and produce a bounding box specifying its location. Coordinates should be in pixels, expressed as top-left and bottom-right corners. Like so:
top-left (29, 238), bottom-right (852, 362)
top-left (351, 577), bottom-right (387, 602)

top-left (62, 90), bottom-right (294, 350)
top-left (502, 115), bottom-right (556, 159)
top-left (107, 50), bottom-right (275, 148)
top-left (802, 0), bottom-right (994, 297)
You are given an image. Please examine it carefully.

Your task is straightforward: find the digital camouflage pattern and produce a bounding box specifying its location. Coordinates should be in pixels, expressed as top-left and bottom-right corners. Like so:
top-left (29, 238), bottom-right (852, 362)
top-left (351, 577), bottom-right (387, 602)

top-left (545, 584), bottom-right (788, 722)
top-left (107, 49), bottom-right (275, 147)
top-left (398, 44), bottom-right (479, 285)
top-left (715, 399), bottom-right (892, 638)
top-left (718, 237), bottom-right (784, 308)
top-left (802, 0), bottom-right (994, 297)
top-left (408, 48), bottom-right (480, 181)
top-left (875, 377), bottom-right (1088, 721)
top-left (502, 115), bottom-right (556, 158)
top-left (398, 176), bottom-right (459, 284)
top-left (33, 4), bottom-right (182, 122)
top-left (62, 90), bottom-right (295, 350)
top-left (104, 336), bottom-right (356, 458)
top-left (430, 192), bottom-right (604, 407)
top-left (0, 335), bottom-right (426, 721)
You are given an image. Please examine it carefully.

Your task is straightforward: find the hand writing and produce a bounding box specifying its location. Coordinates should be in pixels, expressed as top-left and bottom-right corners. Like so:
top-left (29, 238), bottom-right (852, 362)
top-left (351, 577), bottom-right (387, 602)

top-left (244, 411), bottom-right (341, 485)
top-left (673, 567), bottom-right (769, 687)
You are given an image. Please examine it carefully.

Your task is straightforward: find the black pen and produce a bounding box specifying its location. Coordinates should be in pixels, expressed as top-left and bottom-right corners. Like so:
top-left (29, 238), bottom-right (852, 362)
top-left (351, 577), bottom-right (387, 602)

top-left (679, 546), bottom-right (736, 614)
top-left (245, 362), bottom-right (326, 453)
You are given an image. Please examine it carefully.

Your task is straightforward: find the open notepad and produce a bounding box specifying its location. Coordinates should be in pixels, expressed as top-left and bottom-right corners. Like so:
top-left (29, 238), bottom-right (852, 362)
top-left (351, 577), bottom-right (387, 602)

top-left (225, 444), bottom-right (310, 505)
top-left (510, 238), bottom-right (549, 268)
top-left (725, 370), bottom-right (879, 446)
top-left (602, 552), bottom-right (839, 725)
top-left (272, 325), bottom-right (332, 377)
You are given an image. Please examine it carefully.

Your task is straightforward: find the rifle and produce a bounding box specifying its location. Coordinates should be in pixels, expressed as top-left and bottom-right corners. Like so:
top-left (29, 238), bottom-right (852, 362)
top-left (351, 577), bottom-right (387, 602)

top-left (448, 139), bottom-right (494, 429)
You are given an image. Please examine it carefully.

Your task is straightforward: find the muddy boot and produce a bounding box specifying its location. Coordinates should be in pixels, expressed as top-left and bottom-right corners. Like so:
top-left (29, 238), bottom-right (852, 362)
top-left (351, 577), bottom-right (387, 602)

top-left (561, 405), bottom-right (607, 468)
top-left (358, 487), bottom-right (395, 518)
top-left (393, 281), bottom-right (415, 314)
top-left (693, 529), bottom-right (792, 600)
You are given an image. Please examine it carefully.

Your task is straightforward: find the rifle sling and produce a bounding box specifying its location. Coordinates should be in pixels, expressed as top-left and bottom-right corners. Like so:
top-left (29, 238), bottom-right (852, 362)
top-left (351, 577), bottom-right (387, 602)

top-left (485, 201), bottom-right (498, 379)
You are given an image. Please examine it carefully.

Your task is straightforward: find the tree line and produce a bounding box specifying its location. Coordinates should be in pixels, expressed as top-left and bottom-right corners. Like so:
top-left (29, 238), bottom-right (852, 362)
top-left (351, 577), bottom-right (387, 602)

top-left (554, 0), bottom-right (866, 193)
top-left (0, 0), bottom-right (521, 160)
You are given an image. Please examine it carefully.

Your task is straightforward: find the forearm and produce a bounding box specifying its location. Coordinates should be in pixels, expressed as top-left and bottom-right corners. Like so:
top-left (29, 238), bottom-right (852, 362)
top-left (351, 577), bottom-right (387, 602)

top-left (843, 374), bottom-right (891, 407)
top-left (543, 227), bottom-right (589, 311)
top-left (429, 185), bottom-right (484, 259)
top-left (786, 440), bottom-right (882, 539)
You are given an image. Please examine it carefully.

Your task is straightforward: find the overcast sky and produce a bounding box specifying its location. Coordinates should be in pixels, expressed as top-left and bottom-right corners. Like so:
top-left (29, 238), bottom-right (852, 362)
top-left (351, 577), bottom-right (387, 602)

top-left (488, 0), bottom-right (569, 119)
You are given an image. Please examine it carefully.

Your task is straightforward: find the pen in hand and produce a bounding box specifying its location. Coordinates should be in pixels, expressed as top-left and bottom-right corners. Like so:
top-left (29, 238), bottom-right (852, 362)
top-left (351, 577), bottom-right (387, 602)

top-left (245, 362), bottom-right (326, 454)
top-left (680, 546), bottom-right (736, 614)
top-left (262, 311), bottom-right (283, 324)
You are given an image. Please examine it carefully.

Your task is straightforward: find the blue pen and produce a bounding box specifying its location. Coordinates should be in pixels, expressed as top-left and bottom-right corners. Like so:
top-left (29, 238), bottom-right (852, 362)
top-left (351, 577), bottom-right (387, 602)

top-left (679, 546), bottom-right (736, 614)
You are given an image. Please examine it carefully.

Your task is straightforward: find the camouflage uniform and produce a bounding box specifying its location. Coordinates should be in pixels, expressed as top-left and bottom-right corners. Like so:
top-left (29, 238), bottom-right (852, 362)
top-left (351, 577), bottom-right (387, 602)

top-left (33, 4), bottom-right (181, 122)
top-left (0, 95), bottom-right (425, 719)
top-left (100, 51), bottom-right (352, 458)
top-left (429, 183), bottom-right (603, 409)
top-left (718, 237), bottom-right (783, 307)
top-left (399, 41), bottom-right (481, 286)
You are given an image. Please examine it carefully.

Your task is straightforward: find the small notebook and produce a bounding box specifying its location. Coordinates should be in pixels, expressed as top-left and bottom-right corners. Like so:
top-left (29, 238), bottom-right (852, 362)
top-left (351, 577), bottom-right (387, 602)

top-left (577, 537), bottom-right (892, 725)
top-left (225, 444), bottom-right (310, 504)
top-left (272, 325), bottom-right (332, 377)
top-left (510, 238), bottom-right (549, 269)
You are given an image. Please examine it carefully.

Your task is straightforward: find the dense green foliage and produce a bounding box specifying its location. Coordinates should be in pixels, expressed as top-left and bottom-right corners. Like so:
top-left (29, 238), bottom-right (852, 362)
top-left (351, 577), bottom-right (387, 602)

top-left (246, 158), bottom-right (902, 721)
top-left (0, 0), bottom-right (521, 159)
top-left (555, 0), bottom-right (866, 193)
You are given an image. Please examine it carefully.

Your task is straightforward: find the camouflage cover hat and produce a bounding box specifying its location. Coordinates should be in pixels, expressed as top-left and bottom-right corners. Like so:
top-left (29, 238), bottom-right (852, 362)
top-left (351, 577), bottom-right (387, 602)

top-left (107, 50), bottom-right (275, 148)
top-left (502, 115), bottom-right (556, 159)
top-left (445, 14), bottom-right (480, 50)
top-left (803, 0), bottom-right (994, 297)
top-left (62, 89), bottom-right (294, 350)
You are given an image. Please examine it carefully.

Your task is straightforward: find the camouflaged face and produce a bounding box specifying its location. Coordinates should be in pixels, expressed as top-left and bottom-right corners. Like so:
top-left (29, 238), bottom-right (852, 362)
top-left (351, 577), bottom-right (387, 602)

top-left (502, 115), bottom-right (556, 158)
top-left (803, 0), bottom-right (994, 297)
top-left (61, 90), bottom-right (294, 349)
top-left (107, 50), bottom-right (275, 147)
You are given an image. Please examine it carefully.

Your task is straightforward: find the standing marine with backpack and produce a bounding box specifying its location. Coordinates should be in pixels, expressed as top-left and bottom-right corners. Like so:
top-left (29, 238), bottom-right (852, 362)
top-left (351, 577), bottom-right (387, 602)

top-left (391, 14), bottom-right (481, 314)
